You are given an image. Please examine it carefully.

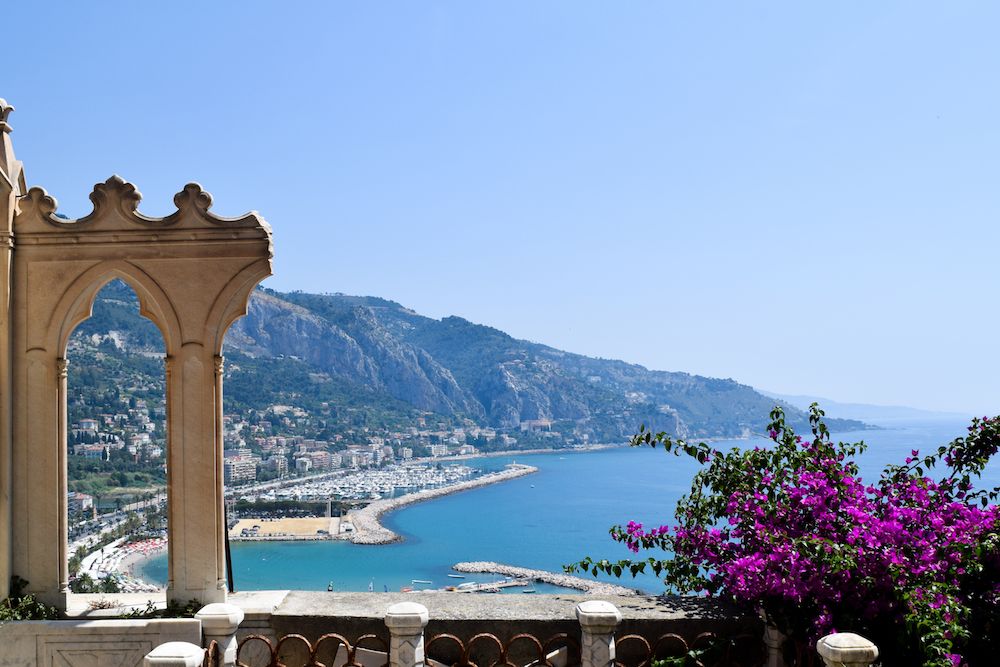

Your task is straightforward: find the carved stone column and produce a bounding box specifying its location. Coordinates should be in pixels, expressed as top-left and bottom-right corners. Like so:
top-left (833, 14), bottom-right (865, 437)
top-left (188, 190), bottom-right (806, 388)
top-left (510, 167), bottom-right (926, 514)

top-left (11, 349), bottom-right (65, 607)
top-left (0, 98), bottom-right (22, 602)
top-left (214, 355), bottom-right (227, 589)
top-left (166, 346), bottom-right (227, 605)
top-left (56, 358), bottom-right (69, 594)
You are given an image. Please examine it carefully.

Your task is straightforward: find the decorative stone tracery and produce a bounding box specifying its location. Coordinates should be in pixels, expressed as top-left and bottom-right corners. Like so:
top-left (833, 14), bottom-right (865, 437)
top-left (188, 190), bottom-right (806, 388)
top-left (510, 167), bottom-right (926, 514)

top-left (0, 99), bottom-right (273, 608)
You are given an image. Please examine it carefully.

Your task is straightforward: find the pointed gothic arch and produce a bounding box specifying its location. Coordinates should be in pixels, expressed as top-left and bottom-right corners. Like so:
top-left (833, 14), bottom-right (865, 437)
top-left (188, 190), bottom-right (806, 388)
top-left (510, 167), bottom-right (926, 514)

top-left (49, 260), bottom-right (182, 357)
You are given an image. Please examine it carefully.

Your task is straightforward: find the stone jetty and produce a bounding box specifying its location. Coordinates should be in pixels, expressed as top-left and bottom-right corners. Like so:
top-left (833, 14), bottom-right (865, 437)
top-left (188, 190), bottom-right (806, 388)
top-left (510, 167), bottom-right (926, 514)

top-left (348, 464), bottom-right (537, 544)
top-left (452, 561), bottom-right (640, 596)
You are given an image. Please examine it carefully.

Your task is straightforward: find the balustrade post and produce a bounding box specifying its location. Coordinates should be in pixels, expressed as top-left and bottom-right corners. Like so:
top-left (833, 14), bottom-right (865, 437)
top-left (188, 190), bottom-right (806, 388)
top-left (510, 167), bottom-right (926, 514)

top-left (195, 602), bottom-right (246, 667)
top-left (144, 642), bottom-right (206, 667)
top-left (762, 623), bottom-right (788, 667)
top-left (576, 600), bottom-right (622, 667)
top-left (385, 601), bottom-right (430, 667)
top-left (816, 633), bottom-right (879, 667)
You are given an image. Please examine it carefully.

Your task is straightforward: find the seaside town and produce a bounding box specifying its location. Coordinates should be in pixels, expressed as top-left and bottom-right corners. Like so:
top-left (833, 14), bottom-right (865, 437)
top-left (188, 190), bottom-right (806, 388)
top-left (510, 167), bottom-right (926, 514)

top-left (62, 292), bottom-right (615, 596)
top-left (65, 382), bottom-right (595, 594)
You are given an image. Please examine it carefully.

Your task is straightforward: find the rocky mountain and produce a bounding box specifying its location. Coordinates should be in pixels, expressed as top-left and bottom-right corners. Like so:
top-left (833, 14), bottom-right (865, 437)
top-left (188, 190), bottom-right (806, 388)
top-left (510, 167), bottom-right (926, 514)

top-left (222, 288), bottom-right (865, 439)
top-left (72, 281), bottom-right (865, 442)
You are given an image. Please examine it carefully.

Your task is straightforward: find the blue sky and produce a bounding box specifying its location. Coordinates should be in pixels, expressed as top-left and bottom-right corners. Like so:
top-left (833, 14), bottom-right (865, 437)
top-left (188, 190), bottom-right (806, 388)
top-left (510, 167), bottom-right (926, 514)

top-left (3, 2), bottom-right (998, 414)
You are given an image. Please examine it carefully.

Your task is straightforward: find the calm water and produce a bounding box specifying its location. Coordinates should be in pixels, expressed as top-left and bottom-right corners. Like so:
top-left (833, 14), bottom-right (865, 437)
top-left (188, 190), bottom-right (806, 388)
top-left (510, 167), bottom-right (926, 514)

top-left (141, 416), bottom-right (992, 594)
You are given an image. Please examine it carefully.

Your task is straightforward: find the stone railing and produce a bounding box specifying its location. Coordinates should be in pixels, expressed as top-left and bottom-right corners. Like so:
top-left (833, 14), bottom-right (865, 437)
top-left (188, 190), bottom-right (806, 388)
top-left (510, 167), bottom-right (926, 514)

top-left (142, 599), bottom-right (879, 667)
top-left (0, 615), bottom-right (200, 667)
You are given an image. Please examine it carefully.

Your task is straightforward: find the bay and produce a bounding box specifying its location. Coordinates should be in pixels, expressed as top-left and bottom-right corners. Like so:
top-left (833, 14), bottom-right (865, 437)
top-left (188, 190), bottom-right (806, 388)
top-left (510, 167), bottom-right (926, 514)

top-left (140, 415), bottom-right (990, 594)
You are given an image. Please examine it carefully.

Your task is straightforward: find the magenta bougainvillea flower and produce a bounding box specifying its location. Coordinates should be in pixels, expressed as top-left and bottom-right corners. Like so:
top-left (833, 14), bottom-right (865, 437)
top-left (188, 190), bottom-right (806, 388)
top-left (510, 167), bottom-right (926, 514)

top-left (569, 406), bottom-right (1000, 667)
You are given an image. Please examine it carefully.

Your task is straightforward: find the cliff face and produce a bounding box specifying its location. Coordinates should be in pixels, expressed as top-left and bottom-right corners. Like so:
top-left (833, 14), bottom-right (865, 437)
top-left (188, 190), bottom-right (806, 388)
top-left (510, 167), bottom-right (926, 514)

top-left (228, 293), bottom-right (482, 419)
top-left (229, 292), bottom-right (380, 386)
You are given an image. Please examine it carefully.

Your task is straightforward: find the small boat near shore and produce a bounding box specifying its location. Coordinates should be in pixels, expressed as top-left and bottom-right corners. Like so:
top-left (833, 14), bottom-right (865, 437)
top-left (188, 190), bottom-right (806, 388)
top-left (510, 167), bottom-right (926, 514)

top-left (447, 574), bottom-right (465, 579)
top-left (412, 579), bottom-right (432, 584)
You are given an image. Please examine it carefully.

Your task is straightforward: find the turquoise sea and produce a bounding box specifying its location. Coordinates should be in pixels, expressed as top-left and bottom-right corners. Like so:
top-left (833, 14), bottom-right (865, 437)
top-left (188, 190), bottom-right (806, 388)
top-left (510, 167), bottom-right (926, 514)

top-left (140, 416), bottom-right (995, 594)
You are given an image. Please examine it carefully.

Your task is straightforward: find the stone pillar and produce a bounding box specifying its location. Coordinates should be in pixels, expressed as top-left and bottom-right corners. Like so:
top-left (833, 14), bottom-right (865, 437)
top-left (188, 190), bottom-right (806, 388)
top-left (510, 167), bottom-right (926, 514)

top-left (575, 600), bottom-right (622, 667)
top-left (763, 623), bottom-right (787, 667)
top-left (144, 641), bottom-right (206, 667)
top-left (56, 358), bottom-right (69, 594)
top-left (196, 602), bottom-right (245, 667)
top-left (0, 225), bottom-right (10, 604)
top-left (385, 602), bottom-right (430, 667)
top-left (0, 99), bottom-right (20, 603)
top-left (214, 355), bottom-right (228, 590)
top-left (0, 227), bottom-right (11, 604)
top-left (11, 349), bottom-right (65, 608)
top-left (816, 633), bottom-right (879, 667)
top-left (165, 346), bottom-right (227, 605)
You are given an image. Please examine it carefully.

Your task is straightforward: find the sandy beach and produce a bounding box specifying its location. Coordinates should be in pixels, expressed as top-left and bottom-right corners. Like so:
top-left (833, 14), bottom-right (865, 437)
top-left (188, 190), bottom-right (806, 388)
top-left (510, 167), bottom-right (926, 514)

top-left (230, 516), bottom-right (340, 540)
top-left (78, 536), bottom-right (166, 592)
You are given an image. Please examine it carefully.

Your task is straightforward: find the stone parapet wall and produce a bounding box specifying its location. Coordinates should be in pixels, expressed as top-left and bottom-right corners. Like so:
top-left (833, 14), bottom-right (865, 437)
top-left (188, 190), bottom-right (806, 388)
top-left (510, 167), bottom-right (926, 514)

top-left (0, 617), bottom-right (200, 667)
top-left (134, 592), bottom-right (879, 667)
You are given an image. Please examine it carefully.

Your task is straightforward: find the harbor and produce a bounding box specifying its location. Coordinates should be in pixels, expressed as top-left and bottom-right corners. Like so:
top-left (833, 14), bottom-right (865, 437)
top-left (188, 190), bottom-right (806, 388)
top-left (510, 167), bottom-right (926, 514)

top-left (226, 463), bottom-right (538, 544)
top-left (237, 463), bottom-right (481, 503)
top-left (348, 464), bottom-right (538, 544)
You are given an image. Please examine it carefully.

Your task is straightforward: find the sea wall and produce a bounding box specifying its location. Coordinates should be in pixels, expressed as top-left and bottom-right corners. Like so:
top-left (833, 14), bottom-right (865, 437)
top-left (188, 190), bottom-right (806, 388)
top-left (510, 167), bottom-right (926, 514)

top-left (348, 465), bottom-right (537, 544)
top-left (451, 561), bottom-right (639, 596)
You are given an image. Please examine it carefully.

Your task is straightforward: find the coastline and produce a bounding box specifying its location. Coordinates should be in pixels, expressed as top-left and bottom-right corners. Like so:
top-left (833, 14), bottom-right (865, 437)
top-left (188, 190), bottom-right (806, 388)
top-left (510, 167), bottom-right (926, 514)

top-left (100, 448), bottom-right (606, 585)
top-left (118, 542), bottom-right (167, 589)
top-left (87, 537), bottom-right (167, 591)
top-left (452, 561), bottom-right (639, 596)
top-left (348, 464), bottom-right (538, 544)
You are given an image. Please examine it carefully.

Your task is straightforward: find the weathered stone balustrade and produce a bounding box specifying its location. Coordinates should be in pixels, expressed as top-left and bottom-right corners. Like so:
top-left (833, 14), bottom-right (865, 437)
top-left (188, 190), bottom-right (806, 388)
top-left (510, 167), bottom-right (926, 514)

top-left (135, 592), bottom-right (879, 667)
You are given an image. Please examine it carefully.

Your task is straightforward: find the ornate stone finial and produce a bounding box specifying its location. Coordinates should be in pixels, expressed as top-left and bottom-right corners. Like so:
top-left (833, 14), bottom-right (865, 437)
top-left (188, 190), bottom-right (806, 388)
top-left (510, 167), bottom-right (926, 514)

top-left (173, 182), bottom-right (213, 216)
top-left (21, 187), bottom-right (58, 218)
top-left (0, 99), bottom-right (13, 133)
top-left (89, 175), bottom-right (142, 218)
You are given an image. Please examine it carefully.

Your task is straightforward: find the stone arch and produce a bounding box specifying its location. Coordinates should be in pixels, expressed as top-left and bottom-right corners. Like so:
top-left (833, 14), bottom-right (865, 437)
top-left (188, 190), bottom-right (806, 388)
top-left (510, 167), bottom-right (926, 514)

top-left (205, 257), bottom-right (273, 356)
top-left (5, 175), bottom-right (272, 609)
top-left (48, 260), bottom-right (182, 358)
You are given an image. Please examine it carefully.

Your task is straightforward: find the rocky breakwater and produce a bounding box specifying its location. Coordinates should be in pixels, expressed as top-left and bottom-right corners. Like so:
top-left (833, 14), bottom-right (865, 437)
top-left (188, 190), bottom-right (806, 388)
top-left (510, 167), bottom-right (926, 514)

top-left (348, 464), bottom-right (537, 545)
top-left (452, 561), bottom-right (640, 596)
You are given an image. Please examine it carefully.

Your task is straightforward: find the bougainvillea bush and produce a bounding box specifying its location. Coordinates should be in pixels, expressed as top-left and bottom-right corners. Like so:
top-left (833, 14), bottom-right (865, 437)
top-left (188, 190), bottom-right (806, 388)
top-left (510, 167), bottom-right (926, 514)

top-left (569, 405), bottom-right (1000, 666)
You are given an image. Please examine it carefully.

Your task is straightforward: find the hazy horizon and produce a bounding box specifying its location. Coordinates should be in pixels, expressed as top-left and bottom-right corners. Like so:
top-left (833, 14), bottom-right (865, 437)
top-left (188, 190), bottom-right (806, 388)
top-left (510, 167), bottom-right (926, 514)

top-left (4, 2), bottom-right (998, 414)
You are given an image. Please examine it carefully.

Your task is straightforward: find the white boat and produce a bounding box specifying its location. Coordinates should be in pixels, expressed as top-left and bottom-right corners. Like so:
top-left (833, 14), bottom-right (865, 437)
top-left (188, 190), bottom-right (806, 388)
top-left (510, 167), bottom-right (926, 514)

top-left (447, 574), bottom-right (465, 579)
top-left (412, 579), bottom-right (432, 584)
